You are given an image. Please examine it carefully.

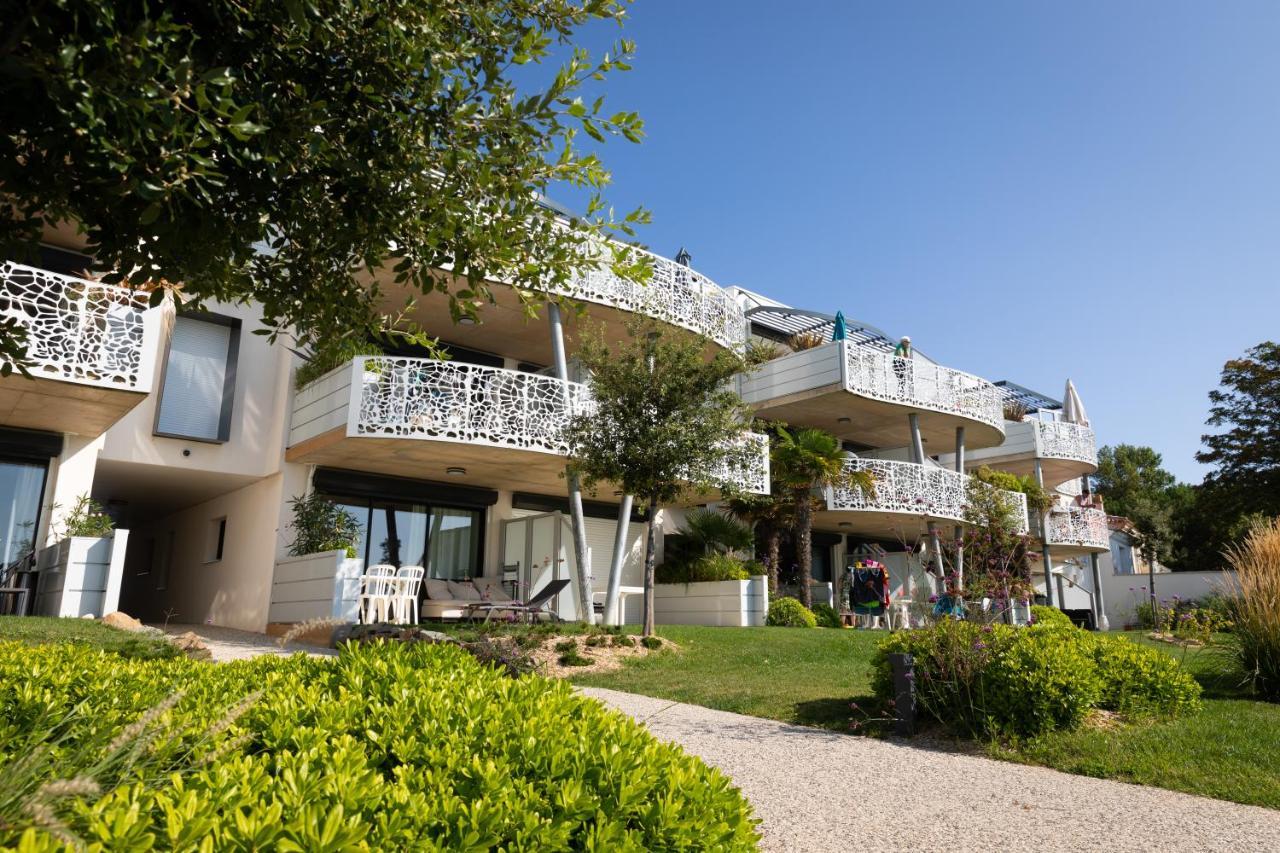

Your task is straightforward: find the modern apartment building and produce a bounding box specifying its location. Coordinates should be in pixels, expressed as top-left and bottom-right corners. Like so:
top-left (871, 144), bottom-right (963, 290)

top-left (1, 226), bottom-right (1107, 631)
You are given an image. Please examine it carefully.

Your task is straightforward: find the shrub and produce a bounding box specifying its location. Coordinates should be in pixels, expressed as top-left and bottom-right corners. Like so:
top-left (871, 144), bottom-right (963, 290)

top-left (656, 552), bottom-right (750, 584)
top-left (59, 494), bottom-right (115, 538)
top-left (1225, 518), bottom-right (1280, 700)
top-left (1093, 636), bottom-right (1201, 716)
top-left (1029, 605), bottom-right (1073, 629)
top-left (294, 337), bottom-right (386, 389)
top-left (873, 620), bottom-right (1200, 738)
top-left (287, 493), bottom-right (362, 558)
top-left (811, 602), bottom-right (843, 629)
top-left (641, 636), bottom-right (663, 650)
top-left (0, 642), bottom-right (759, 849)
top-left (767, 597), bottom-right (817, 628)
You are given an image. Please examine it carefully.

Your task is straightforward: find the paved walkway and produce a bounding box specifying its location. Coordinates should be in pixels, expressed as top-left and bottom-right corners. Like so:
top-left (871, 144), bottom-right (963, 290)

top-left (579, 686), bottom-right (1280, 853)
top-left (160, 624), bottom-right (335, 662)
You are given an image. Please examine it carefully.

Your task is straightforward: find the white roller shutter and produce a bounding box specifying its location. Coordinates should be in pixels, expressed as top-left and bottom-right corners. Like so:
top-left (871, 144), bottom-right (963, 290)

top-left (156, 317), bottom-right (232, 440)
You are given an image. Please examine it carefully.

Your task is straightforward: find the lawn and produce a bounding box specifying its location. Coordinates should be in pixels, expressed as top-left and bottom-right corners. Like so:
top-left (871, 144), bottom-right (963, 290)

top-left (0, 615), bottom-right (179, 659)
top-left (573, 624), bottom-right (1280, 810)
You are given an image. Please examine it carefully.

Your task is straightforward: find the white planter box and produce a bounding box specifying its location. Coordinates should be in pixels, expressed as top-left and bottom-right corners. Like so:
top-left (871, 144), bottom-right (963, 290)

top-left (268, 550), bottom-right (364, 623)
top-left (653, 575), bottom-right (768, 627)
top-left (34, 532), bottom-right (129, 618)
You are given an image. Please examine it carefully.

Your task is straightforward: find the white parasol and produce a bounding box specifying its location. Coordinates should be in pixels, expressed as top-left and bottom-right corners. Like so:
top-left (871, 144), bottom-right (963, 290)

top-left (1062, 379), bottom-right (1090, 427)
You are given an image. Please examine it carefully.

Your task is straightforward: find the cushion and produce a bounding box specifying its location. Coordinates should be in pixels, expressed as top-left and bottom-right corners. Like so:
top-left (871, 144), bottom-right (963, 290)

top-left (447, 580), bottom-right (482, 600)
top-left (424, 579), bottom-right (452, 601)
top-left (473, 576), bottom-right (513, 602)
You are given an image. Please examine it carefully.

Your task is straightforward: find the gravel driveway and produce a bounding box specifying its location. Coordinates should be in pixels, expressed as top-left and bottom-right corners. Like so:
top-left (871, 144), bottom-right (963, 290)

top-left (579, 686), bottom-right (1280, 853)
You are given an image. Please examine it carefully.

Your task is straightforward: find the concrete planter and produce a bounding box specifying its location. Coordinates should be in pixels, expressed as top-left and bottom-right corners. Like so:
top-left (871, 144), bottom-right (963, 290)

top-left (268, 550), bottom-right (365, 623)
top-left (34, 532), bottom-right (129, 618)
top-left (653, 575), bottom-right (768, 627)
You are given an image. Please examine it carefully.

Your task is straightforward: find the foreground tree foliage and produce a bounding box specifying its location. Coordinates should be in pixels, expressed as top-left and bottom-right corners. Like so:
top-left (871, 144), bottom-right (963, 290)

top-left (564, 322), bottom-right (756, 636)
top-left (0, 0), bottom-right (647, 370)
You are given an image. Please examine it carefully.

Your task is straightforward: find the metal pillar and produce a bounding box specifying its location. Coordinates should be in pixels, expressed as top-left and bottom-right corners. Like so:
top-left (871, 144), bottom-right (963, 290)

top-left (908, 414), bottom-right (926, 464)
top-left (603, 494), bottom-right (634, 626)
top-left (1090, 552), bottom-right (1109, 629)
top-left (1034, 458), bottom-right (1056, 608)
top-left (547, 303), bottom-right (594, 624)
top-left (953, 426), bottom-right (966, 591)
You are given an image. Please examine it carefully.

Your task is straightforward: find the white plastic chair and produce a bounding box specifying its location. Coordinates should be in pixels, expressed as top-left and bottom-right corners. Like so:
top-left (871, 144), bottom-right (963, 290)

top-left (358, 564), bottom-right (397, 624)
top-left (392, 565), bottom-right (425, 624)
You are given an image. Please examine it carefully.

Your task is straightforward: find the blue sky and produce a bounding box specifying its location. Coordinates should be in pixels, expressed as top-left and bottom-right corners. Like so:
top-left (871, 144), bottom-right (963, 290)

top-left (556, 1), bottom-right (1280, 483)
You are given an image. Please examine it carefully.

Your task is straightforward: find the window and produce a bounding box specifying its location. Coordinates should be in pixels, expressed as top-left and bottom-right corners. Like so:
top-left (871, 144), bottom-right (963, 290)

top-left (321, 495), bottom-right (482, 579)
top-left (155, 314), bottom-right (240, 442)
top-left (206, 517), bottom-right (227, 563)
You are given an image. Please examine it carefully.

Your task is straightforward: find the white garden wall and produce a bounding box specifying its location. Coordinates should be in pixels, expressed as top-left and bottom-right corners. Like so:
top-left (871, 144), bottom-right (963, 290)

top-left (654, 575), bottom-right (768, 627)
top-left (34, 533), bottom-right (129, 618)
top-left (268, 550), bottom-right (365, 623)
top-left (1100, 570), bottom-right (1235, 629)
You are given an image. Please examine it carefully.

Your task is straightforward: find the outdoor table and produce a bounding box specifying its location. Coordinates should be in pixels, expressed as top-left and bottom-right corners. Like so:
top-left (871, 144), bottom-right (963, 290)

top-left (592, 586), bottom-right (644, 626)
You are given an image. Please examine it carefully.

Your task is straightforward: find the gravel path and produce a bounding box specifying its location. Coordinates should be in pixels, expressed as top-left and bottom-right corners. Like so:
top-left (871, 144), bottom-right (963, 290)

top-left (159, 624), bottom-right (335, 662)
top-left (579, 686), bottom-right (1280, 853)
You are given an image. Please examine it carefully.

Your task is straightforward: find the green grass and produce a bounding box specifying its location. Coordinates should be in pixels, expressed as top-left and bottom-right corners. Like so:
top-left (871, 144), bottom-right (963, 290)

top-left (0, 616), bottom-right (179, 660)
top-left (572, 625), bottom-right (881, 729)
top-left (572, 624), bottom-right (1280, 809)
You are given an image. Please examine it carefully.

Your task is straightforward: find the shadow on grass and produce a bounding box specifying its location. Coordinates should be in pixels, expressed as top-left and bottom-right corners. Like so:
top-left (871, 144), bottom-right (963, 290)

top-left (792, 694), bottom-right (884, 733)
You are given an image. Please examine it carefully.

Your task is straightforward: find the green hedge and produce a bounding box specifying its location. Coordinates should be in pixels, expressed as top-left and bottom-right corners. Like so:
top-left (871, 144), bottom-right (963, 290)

top-left (766, 598), bottom-right (816, 628)
top-left (655, 553), bottom-right (750, 584)
top-left (0, 641), bottom-right (759, 850)
top-left (1029, 605), bottom-right (1074, 628)
top-left (811, 603), bottom-right (843, 629)
top-left (872, 621), bottom-right (1201, 738)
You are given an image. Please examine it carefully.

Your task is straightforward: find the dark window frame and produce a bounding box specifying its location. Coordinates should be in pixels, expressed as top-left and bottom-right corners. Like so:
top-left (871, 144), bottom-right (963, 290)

top-left (152, 311), bottom-right (241, 444)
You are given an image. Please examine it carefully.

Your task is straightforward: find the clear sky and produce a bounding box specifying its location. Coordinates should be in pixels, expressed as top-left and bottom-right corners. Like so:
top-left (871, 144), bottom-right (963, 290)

top-left (558, 1), bottom-right (1280, 483)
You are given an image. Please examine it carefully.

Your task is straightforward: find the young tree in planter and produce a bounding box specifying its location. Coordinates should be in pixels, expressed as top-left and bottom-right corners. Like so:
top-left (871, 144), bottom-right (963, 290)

top-left (563, 321), bottom-right (756, 636)
top-left (0, 0), bottom-right (647, 372)
top-left (771, 426), bottom-right (872, 608)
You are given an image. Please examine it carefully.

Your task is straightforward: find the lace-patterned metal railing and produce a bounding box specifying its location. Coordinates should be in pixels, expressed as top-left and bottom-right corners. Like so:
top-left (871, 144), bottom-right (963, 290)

top-left (557, 246), bottom-right (746, 349)
top-left (842, 343), bottom-right (1004, 432)
top-left (1044, 506), bottom-right (1110, 550)
top-left (353, 357), bottom-right (591, 455)
top-left (1, 261), bottom-right (150, 390)
top-left (349, 357), bottom-right (770, 493)
top-left (826, 457), bottom-right (1029, 533)
top-left (1035, 420), bottom-right (1098, 466)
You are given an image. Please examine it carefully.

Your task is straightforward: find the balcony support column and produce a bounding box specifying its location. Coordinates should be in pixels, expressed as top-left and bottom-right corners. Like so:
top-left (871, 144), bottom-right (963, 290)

top-left (953, 426), bottom-right (965, 594)
top-left (547, 303), bottom-right (595, 624)
top-left (603, 494), bottom-right (634, 626)
top-left (1090, 552), bottom-right (1109, 630)
top-left (1034, 458), bottom-right (1057, 608)
top-left (908, 414), bottom-right (926, 464)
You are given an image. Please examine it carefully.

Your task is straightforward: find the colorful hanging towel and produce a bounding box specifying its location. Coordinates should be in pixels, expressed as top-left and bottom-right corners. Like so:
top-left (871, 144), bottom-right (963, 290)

top-left (850, 562), bottom-right (888, 615)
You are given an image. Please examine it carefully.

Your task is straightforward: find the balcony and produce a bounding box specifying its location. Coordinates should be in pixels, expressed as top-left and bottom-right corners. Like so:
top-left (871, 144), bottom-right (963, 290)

top-left (0, 261), bottom-right (156, 437)
top-left (365, 247), bottom-right (747, 367)
top-left (1042, 506), bottom-right (1110, 553)
top-left (937, 418), bottom-right (1098, 489)
top-left (739, 341), bottom-right (1006, 451)
top-left (815, 457), bottom-right (1030, 539)
top-left (287, 357), bottom-right (769, 497)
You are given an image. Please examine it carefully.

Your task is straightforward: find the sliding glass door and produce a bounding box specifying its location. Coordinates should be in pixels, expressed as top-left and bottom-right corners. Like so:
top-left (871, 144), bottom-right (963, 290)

top-left (324, 496), bottom-right (481, 579)
top-left (0, 459), bottom-right (46, 571)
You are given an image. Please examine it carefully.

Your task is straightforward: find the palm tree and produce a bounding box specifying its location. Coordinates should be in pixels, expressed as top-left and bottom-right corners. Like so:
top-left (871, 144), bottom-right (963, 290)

top-left (682, 508), bottom-right (755, 557)
top-left (727, 490), bottom-right (792, 593)
top-left (772, 426), bottom-right (873, 608)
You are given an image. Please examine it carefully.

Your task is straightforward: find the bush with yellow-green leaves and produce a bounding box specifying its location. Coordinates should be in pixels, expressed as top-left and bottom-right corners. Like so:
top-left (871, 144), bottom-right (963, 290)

top-left (0, 641), bottom-right (759, 851)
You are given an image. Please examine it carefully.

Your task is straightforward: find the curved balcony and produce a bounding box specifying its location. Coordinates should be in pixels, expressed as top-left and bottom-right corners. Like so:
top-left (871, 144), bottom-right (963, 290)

top-left (554, 246), bottom-right (746, 350)
top-left (936, 418), bottom-right (1098, 488)
top-left (1043, 506), bottom-right (1110, 553)
top-left (0, 261), bottom-right (156, 437)
top-left (816, 457), bottom-right (1029, 539)
top-left (1035, 421), bottom-right (1097, 466)
top-left (287, 357), bottom-right (769, 496)
top-left (740, 341), bottom-right (1006, 451)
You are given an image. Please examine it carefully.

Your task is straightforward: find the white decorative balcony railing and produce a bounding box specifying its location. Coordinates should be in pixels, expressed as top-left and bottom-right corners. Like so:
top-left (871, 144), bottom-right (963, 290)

top-left (1044, 506), bottom-right (1110, 550)
top-left (354, 357), bottom-right (591, 455)
top-left (1035, 420), bottom-right (1098, 466)
top-left (826, 457), bottom-right (1030, 533)
top-left (843, 343), bottom-right (1004, 432)
top-left (1, 261), bottom-right (150, 391)
top-left (347, 357), bottom-right (770, 494)
top-left (558, 246), bottom-right (746, 350)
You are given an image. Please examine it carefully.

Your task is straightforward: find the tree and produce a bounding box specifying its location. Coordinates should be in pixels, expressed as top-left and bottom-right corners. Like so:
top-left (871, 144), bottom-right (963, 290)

top-left (1196, 342), bottom-right (1280, 523)
top-left (0, 0), bottom-right (647, 372)
top-left (727, 489), bottom-right (792, 593)
top-left (771, 426), bottom-right (871, 608)
top-left (563, 321), bottom-right (756, 636)
top-left (1093, 444), bottom-right (1181, 566)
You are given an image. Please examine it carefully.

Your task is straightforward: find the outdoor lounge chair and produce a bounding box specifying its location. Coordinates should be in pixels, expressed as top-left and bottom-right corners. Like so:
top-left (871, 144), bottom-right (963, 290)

top-left (465, 578), bottom-right (571, 623)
